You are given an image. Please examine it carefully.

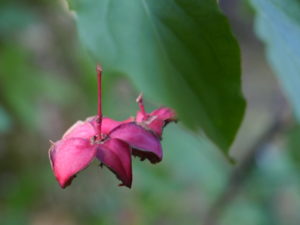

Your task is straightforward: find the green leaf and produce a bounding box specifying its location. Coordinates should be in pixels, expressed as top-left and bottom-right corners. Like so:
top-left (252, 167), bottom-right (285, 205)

top-left (0, 106), bottom-right (12, 133)
top-left (68, 0), bottom-right (245, 152)
top-left (250, 0), bottom-right (300, 121)
top-left (287, 125), bottom-right (300, 168)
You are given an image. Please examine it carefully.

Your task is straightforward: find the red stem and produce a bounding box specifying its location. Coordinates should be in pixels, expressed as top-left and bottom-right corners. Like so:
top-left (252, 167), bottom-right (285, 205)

top-left (96, 64), bottom-right (103, 138)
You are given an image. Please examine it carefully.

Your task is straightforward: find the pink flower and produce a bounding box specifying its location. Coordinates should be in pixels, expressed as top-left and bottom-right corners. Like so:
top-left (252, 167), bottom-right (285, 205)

top-left (135, 94), bottom-right (177, 138)
top-left (132, 94), bottom-right (177, 162)
top-left (49, 65), bottom-right (176, 188)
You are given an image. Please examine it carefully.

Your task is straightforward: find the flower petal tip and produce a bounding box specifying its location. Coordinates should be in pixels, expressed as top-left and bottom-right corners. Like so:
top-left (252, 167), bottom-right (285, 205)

top-left (119, 182), bottom-right (132, 188)
top-left (57, 174), bottom-right (76, 189)
top-left (49, 138), bottom-right (96, 188)
top-left (96, 139), bottom-right (132, 189)
top-left (150, 107), bottom-right (177, 123)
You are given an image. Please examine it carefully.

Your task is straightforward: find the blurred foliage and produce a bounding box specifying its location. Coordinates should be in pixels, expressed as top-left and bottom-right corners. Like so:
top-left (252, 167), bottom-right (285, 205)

top-left (250, 0), bottom-right (300, 121)
top-left (0, 106), bottom-right (12, 133)
top-left (0, 44), bottom-right (77, 130)
top-left (67, 0), bottom-right (246, 153)
top-left (0, 2), bottom-right (36, 39)
top-left (0, 0), bottom-right (300, 225)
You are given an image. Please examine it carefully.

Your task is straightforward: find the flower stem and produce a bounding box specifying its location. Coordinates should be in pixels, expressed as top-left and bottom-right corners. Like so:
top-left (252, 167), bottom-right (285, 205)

top-left (96, 64), bottom-right (103, 139)
top-left (136, 93), bottom-right (147, 117)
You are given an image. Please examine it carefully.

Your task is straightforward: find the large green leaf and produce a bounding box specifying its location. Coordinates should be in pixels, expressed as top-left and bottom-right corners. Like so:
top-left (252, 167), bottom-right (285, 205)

top-left (250, 0), bottom-right (300, 121)
top-left (67, 0), bottom-right (245, 152)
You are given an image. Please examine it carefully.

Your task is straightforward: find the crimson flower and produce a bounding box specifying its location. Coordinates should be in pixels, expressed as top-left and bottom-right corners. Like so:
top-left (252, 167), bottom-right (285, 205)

top-left (49, 65), bottom-right (176, 188)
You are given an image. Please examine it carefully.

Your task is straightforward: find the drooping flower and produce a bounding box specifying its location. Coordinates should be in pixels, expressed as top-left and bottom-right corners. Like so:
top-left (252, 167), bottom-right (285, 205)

top-left (135, 94), bottom-right (177, 138)
top-left (128, 94), bottom-right (177, 163)
top-left (49, 65), bottom-right (176, 188)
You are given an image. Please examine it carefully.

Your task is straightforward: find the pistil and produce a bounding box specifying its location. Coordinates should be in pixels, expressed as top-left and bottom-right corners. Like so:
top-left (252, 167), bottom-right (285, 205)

top-left (136, 93), bottom-right (147, 118)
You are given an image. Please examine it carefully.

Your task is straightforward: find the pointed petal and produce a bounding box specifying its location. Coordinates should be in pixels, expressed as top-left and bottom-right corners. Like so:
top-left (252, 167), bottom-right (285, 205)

top-left (88, 116), bottom-right (134, 135)
top-left (62, 120), bottom-right (96, 140)
top-left (109, 123), bottom-right (162, 163)
top-left (150, 107), bottom-right (177, 123)
top-left (49, 138), bottom-right (96, 188)
top-left (102, 117), bottom-right (134, 134)
top-left (96, 139), bottom-right (132, 188)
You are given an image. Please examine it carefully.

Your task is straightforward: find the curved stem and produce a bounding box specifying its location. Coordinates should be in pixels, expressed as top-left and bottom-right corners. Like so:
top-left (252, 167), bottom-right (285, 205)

top-left (96, 64), bottom-right (103, 139)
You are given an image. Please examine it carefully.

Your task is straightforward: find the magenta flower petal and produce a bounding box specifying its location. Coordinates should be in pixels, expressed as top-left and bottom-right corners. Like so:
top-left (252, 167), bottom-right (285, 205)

top-left (135, 111), bottom-right (145, 123)
top-left (96, 139), bottom-right (132, 187)
top-left (109, 123), bottom-right (162, 163)
top-left (149, 107), bottom-right (177, 123)
top-left (49, 138), bottom-right (96, 188)
top-left (62, 120), bottom-right (96, 140)
top-left (88, 116), bottom-right (134, 135)
top-left (147, 118), bottom-right (165, 138)
top-left (102, 117), bottom-right (134, 134)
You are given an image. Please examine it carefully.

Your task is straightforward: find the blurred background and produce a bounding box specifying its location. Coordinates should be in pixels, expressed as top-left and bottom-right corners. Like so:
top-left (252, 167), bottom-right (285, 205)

top-left (1, 0), bottom-right (300, 225)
